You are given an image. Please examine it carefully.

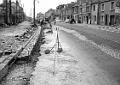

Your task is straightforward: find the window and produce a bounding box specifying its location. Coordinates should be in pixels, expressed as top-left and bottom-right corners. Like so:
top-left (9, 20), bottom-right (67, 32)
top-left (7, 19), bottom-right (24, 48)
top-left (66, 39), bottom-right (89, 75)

top-left (86, 6), bottom-right (89, 12)
top-left (101, 15), bottom-right (104, 22)
top-left (84, 16), bottom-right (86, 21)
top-left (75, 7), bottom-right (77, 13)
top-left (79, 8), bottom-right (82, 13)
top-left (93, 5), bottom-right (95, 11)
top-left (80, 8), bottom-right (82, 12)
top-left (94, 15), bottom-right (96, 21)
top-left (101, 4), bottom-right (105, 11)
top-left (111, 2), bottom-right (114, 10)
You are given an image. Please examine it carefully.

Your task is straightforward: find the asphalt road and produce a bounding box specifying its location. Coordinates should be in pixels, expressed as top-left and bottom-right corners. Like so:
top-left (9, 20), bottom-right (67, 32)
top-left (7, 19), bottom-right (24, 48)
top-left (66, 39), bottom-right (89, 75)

top-left (55, 23), bottom-right (120, 85)
top-left (57, 22), bottom-right (120, 50)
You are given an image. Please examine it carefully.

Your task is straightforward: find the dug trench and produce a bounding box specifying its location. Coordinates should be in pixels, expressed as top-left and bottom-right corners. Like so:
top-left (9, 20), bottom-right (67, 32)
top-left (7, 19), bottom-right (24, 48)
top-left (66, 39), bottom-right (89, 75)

top-left (0, 27), bottom-right (45, 85)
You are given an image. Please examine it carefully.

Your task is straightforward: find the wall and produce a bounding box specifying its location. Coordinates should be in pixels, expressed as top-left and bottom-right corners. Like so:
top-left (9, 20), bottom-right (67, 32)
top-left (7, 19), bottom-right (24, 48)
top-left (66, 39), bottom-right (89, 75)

top-left (0, 15), bottom-right (4, 24)
top-left (91, 4), bottom-right (98, 24)
top-left (99, 1), bottom-right (116, 25)
top-left (82, 3), bottom-right (87, 23)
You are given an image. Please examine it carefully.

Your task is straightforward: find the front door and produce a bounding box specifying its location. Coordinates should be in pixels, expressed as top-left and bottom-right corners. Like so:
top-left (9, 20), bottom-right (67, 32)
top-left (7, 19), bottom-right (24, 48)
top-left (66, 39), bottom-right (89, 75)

top-left (110, 15), bottom-right (115, 25)
top-left (105, 14), bottom-right (108, 25)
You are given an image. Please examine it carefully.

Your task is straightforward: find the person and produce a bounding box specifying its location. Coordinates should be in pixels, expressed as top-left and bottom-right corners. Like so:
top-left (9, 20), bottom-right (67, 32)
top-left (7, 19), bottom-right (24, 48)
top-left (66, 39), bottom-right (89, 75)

top-left (54, 19), bottom-right (56, 25)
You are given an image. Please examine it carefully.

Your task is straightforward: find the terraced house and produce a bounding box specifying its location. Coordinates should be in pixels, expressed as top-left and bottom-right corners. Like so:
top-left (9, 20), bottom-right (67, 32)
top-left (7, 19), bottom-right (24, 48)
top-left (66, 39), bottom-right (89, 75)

top-left (91, 0), bottom-right (99, 24)
top-left (98, 0), bottom-right (120, 26)
top-left (65, 2), bottom-right (74, 20)
top-left (55, 0), bottom-right (120, 26)
top-left (72, 2), bottom-right (79, 23)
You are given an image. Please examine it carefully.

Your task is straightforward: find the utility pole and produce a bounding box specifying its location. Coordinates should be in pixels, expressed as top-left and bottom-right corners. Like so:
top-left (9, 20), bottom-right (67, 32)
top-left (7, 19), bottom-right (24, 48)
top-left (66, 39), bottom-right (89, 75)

top-left (5, 0), bottom-right (8, 24)
top-left (16, 0), bottom-right (18, 24)
top-left (33, 0), bottom-right (36, 26)
top-left (19, 0), bottom-right (21, 23)
top-left (9, 0), bottom-right (12, 25)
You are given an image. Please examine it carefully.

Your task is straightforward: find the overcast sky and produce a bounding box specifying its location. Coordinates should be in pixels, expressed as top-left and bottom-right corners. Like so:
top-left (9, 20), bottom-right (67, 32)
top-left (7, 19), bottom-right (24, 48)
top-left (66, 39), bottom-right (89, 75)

top-left (0, 0), bottom-right (75, 17)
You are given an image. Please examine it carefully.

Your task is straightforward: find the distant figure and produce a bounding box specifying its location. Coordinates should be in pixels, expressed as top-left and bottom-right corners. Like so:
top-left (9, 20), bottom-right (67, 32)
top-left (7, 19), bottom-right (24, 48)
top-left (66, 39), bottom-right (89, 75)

top-left (54, 19), bottom-right (56, 25)
top-left (40, 19), bottom-right (45, 26)
top-left (70, 18), bottom-right (76, 24)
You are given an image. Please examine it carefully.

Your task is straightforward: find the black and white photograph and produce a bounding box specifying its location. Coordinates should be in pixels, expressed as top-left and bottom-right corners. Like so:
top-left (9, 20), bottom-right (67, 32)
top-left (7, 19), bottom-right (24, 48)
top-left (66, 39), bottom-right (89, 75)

top-left (0, 0), bottom-right (120, 85)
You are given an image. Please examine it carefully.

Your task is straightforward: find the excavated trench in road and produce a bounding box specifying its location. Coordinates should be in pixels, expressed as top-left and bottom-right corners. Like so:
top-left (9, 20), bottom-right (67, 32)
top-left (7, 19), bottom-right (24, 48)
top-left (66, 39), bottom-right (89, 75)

top-left (29, 28), bottom-right (83, 85)
top-left (0, 26), bottom-right (43, 85)
top-left (28, 26), bottom-right (120, 85)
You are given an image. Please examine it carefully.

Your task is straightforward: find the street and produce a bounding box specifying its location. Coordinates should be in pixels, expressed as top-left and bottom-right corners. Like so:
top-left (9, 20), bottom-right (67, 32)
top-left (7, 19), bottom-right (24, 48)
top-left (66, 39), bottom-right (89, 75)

top-left (1, 21), bottom-right (120, 85)
top-left (55, 22), bottom-right (120, 84)
top-left (29, 24), bottom-right (120, 85)
top-left (57, 22), bottom-right (120, 59)
top-left (1, 0), bottom-right (120, 84)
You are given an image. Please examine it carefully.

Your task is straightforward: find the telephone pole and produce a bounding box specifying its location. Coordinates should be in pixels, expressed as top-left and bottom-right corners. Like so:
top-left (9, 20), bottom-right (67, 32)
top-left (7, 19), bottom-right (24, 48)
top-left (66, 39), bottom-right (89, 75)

top-left (16, 0), bottom-right (18, 24)
top-left (9, 0), bottom-right (12, 25)
top-left (33, 0), bottom-right (36, 26)
top-left (5, 0), bottom-right (8, 24)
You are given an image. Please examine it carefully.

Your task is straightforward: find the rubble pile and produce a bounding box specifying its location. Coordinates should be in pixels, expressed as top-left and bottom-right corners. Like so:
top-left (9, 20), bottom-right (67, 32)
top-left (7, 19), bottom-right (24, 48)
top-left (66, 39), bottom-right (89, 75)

top-left (0, 26), bottom-right (36, 57)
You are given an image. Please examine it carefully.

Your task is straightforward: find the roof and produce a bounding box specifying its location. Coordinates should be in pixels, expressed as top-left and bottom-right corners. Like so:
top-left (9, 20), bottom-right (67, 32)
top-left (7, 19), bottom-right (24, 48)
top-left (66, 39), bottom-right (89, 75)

top-left (0, 3), bottom-right (5, 7)
top-left (72, 2), bottom-right (79, 7)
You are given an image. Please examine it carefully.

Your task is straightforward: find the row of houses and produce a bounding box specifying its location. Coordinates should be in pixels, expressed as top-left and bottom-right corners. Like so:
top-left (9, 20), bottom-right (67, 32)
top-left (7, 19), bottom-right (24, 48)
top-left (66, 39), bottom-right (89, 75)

top-left (0, 0), bottom-right (25, 25)
top-left (56, 0), bottom-right (120, 26)
top-left (45, 8), bottom-right (56, 21)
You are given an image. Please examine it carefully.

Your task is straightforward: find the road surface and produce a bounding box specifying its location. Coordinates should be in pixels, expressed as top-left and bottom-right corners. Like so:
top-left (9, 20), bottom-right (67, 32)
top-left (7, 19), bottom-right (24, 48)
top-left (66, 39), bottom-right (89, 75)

top-left (30, 25), bottom-right (120, 85)
top-left (57, 23), bottom-right (120, 84)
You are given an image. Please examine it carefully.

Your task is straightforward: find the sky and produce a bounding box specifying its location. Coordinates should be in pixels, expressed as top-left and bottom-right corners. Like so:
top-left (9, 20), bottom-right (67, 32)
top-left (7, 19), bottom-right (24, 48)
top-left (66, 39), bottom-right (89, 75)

top-left (0, 0), bottom-right (75, 17)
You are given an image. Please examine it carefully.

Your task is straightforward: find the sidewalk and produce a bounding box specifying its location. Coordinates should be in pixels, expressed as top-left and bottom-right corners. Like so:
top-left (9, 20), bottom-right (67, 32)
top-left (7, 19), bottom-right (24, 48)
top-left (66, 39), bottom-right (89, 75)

top-left (75, 23), bottom-right (120, 33)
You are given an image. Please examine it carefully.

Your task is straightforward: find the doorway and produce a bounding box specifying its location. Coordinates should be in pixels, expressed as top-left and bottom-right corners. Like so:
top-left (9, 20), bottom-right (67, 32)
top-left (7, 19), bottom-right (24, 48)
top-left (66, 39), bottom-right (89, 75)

top-left (105, 14), bottom-right (108, 25)
top-left (110, 15), bottom-right (115, 25)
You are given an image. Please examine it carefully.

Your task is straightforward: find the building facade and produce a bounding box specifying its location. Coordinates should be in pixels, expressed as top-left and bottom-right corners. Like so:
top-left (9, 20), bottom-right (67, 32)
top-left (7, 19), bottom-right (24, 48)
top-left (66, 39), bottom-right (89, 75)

top-left (98, 0), bottom-right (119, 26)
top-left (55, 0), bottom-right (120, 26)
top-left (91, 0), bottom-right (99, 24)
top-left (72, 2), bottom-right (79, 23)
